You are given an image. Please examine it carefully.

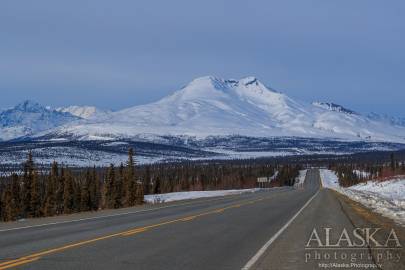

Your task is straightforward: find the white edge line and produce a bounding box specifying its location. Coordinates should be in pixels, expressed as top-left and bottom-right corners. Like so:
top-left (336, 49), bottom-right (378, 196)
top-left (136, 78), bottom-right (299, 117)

top-left (241, 189), bottom-right (320, 270)
top-left (0, 195), bottom-right (241, 233)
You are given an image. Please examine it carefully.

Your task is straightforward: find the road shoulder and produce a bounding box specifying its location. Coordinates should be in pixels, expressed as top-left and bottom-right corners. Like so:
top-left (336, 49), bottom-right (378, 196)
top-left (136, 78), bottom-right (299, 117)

top-left (335, 191), bottom-right (405, 269)
top-left (250, 188), bottom-right (404, 270)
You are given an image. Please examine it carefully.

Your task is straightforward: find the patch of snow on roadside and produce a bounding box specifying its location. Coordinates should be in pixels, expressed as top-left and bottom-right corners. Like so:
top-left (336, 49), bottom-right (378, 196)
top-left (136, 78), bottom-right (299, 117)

top-left (353, 170), bottom-right (371, 178)
top-left (319, 169), bottom-right (340, 189)
top-left (144, 189), bottom-right (260, 204)
top-left (320, 169), bottom-right (405, 226)
top-left (270, 171), bottom-right (279, 180)
top-left (294, 169), bottom-right (307, 188)
top-left (348, 180), bottom-right (405, 201)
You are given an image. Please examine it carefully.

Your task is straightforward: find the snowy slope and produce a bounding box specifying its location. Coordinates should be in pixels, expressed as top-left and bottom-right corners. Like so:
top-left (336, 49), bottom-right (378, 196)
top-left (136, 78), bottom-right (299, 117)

top-left (56, 106), bottom-right (111, 119)
top-left (47, 76), bottom-right (405, 143)
top-left (0, 100), bottom-right (79, 141)
top-left (320, 169), bottom-right (405, 225)
top-left (367, 112), bottom-right (405, 127)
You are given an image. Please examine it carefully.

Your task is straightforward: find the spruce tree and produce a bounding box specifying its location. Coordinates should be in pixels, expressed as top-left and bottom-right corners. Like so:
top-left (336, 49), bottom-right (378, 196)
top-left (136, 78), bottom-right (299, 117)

top-left (30, 170), bottom-right (41, 218)
top-left (56, 166), bottom-right (65, 214)
top-left (44, 162), bottom-right (57, 216)
top-left (73, 179), bottom-right (81, 212)
top-left (125, 148), bottom-right (137, 206)
top-left (21, 152), bottom-right (41, 218)
top-left (114, 164), bottom-right (124, 209)
top-left (89, 166), bottom-right (100, 211)
top-left (43, 173), bottom-right (56, 216)
top-left (80, 170), bottom-right (91, 212)
top-left (63, 170), bottom-right (75, 214)
top-left (22, 152), bottom-right (34, 217)
top-left (1, 181), bottom-right (17, 221)
top-left (11, 174), bottom-right (21, 218)
top-left (105, 164), bottom-right (115, 209)
top-left (390, 153), bottom-right (396, 171)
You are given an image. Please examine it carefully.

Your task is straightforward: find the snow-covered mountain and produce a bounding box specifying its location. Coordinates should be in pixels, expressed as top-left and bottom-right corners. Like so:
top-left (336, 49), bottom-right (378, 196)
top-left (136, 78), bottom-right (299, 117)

top-left (56, 106), bottom-right (111, 119)
top-left (0, 100), bottom-right (79, 141)
top-left (2, 78), bottom-right (405, 166)
top-left (2, 77), bottom-right (405, 144)
top-left (44, 76), bottom-right (405, 143)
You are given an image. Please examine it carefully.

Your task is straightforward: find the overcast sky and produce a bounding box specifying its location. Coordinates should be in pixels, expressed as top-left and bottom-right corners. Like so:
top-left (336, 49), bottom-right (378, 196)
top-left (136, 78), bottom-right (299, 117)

top-left (0, 0), bottom-right (404, 115)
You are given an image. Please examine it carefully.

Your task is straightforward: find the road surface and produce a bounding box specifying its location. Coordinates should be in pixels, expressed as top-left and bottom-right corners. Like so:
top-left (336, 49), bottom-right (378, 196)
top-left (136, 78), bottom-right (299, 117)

top-left (0, 169), bottom-right (403, 270)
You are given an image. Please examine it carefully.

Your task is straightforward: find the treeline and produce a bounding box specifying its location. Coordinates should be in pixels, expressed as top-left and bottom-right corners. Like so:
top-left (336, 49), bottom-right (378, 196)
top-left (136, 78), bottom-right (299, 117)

top-left (138, 162), bottom-right (301, 194)
top-left (0, 150), bottom-right (301, 222)
top-left (0, 149), bottom-right (143, 221)
top-left (330, 153), bottom-right (405, 187)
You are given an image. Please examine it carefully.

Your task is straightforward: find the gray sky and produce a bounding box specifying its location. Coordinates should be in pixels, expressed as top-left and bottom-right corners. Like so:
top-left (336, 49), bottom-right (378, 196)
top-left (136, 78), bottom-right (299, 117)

top-left (1, 0), bottom-right (404, 115)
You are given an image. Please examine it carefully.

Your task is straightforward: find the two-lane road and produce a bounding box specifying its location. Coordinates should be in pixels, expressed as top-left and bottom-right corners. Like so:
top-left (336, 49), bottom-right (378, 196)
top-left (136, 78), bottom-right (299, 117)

top-left (0, 170), bottom-right (319, 270)
top-left (1, 170), bottom-right (402, 269)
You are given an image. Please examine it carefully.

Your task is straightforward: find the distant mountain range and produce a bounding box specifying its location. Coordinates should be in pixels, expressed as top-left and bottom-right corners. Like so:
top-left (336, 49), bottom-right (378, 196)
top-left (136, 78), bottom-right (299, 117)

top-left (1, 76), bottom-right (405, 166)
top-left (2, 75), bottom-right (404, 142)
top-left (0, 101), bottom-right (79, 141)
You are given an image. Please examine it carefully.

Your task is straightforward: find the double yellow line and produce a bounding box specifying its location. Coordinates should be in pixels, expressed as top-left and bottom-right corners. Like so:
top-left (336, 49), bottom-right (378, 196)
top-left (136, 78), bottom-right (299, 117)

top-left (0, 197), bottom-right (268, 269)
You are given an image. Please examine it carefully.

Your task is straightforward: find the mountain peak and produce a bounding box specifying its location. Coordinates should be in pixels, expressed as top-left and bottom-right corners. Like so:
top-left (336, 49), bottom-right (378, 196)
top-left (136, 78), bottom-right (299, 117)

top-left (15, 100), bottom-right (45, 112)
top-left (239, 76), bottom-right (259, 86)
top-left (184, 76), bottom-right (272, 92)
top-left (0, 100), bottom-right (80, 141)
top-left (185, 76), bottom-right (230, 91)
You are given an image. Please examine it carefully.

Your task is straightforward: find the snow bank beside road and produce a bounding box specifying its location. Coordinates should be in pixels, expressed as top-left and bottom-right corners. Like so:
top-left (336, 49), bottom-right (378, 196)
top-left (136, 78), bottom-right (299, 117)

top-left (144, 189), bottom-right (261, 204)
top-left (294, 170), bottom-right (307, 188)
top-left (319, 169), bottom-right (340, 189)
top-left (320, 169), bottom-right (405, 226)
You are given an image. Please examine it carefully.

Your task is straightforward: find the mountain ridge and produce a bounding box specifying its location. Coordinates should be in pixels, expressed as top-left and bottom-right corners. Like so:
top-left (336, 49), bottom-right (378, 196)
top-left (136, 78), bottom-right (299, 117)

top-left (0, 100), bottom-right (79, 141)
top-left (1, 77), bottom-right (405, 144)
top-left (40, 76), bottom-right (405, 143)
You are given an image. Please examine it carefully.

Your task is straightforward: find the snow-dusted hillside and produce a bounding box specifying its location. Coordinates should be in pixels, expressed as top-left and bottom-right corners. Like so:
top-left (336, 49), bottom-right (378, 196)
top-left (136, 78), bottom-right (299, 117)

top-left (56, 106), bottom-right (111, 119)
top-left (0, 101), bottom-right (79, 141)
top-left (47, 76), bottom-right (405, 143)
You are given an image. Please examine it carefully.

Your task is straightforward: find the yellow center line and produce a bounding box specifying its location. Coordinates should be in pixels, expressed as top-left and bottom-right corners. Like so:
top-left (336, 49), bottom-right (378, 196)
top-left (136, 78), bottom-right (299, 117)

top-left (180, 216), bottom-right (197, 222)
top-left (0, 195), bottom-right (272, 269)
top-left (0, 257), bottom-right (40, 269)
top-left (121, 228), bottom-right (149, 236)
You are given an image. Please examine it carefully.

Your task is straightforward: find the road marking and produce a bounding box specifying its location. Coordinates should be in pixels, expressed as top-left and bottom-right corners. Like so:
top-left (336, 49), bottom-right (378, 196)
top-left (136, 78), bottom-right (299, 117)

top-left (0, 257), bottom-right (40, 270)
top-left (0, 195), bottom-right (250, 233)
top-left (0, 196), bottom-right (271, 269)
top-left (121, 228), bottom-right (149, 236)
top-left (241, 189), bottom-right (320, 270)
top-left (181, 216), bottom-right (197, 221)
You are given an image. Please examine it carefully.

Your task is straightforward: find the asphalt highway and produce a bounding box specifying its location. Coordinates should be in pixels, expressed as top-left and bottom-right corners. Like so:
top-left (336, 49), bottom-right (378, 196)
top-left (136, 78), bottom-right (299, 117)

top-left (0, 169), bottom-right (402, 270)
